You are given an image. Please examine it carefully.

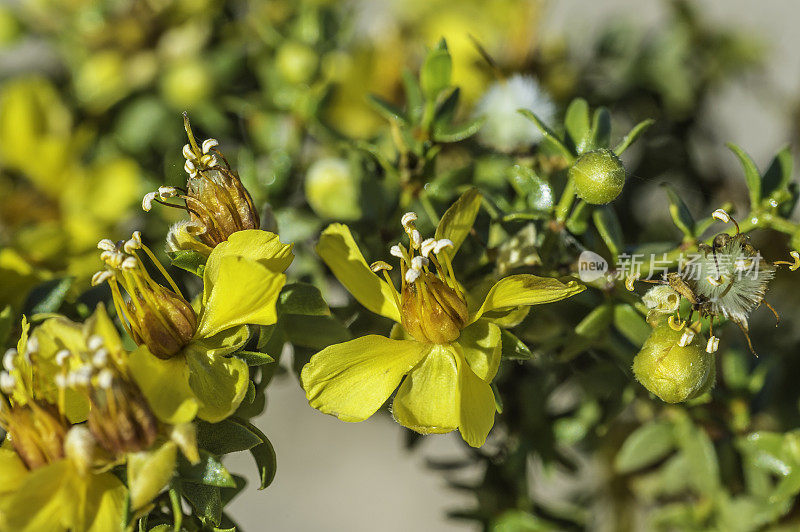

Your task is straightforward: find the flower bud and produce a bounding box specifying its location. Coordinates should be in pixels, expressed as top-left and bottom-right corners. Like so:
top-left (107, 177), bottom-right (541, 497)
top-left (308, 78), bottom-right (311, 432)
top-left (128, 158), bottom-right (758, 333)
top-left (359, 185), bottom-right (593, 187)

top-left (401, 273), bottom-right (469, 344)
top-left (632, 323), bottom-right (715, 403)
top-left (570, 149), bottom-right (626, 205)
top-left (87, 375), bottom-right (158, 455)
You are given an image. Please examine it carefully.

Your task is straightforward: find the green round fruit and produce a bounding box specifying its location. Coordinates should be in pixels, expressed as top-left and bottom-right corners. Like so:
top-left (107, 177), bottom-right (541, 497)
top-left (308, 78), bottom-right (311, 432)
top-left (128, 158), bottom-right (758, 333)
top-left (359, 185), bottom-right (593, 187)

top-left (632, 323), bottom-right (715, 403)
top-left (569, 149), bottom-right (626, 205)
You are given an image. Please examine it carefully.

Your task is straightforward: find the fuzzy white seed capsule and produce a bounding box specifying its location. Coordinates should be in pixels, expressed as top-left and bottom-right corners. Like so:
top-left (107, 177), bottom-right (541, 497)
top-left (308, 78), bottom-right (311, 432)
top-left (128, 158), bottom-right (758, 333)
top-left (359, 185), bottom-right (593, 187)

top-left (434, 239), bottom-right (454, 255)
top-left (405, 268), bottom-right (421, 283)
top-left (706, 336), bottom-right (720, 353)
top-left (142, 192), bottom-right (157, 212)
top-left (87, 335), bottom-right (104, 352)
top-left (712, 209), bottom-right (731, 224)
top-left (401, 212), bottom-right (418, 228)
top-left (182, 144), bottom-right (194, 160)
top-left (55, 349), bottom-right (71, 367)
top-left (202, 138), bottom-right (219, 154)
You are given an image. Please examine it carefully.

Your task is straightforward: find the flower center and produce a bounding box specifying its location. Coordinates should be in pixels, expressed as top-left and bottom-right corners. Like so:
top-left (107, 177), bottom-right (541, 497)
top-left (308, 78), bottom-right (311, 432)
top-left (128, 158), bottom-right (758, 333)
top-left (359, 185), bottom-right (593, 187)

top-left (142, 114), bottom-right (260, 248)
top-left (93, 232), bottom-right (197, 359)
top-left (371, 212), bottom-right (468, 344)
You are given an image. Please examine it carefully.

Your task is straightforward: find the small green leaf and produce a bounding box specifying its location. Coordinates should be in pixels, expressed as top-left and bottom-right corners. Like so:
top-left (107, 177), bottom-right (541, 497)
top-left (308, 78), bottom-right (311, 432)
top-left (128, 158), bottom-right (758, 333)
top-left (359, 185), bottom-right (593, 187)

top-left (613, 304), bottom-right (651, 346)
top-left (613, 119), bottom-right (654, 156)
top-left (367, 94), bottom-right (407, 125)
top-left (433, 87), bottom-right (461, 125)
top-left (661, 184), bottom-right (695, 237)
top-left (420, 47), bottom-right (452, 100)
top-left (432, 116), bottom-right (485, 143)
top-left (235, 350), bottom-right (275, 366)
top-left (592, 206), bottom-right (624, 258)
top-left (23, 277), bottom-right (72, 316)
top-left (500, 329), bottom-right (532, 361)
top-left (762, 145), bottom-right (793, 199)
top-left (181, 482), bottom-right (222, 526)
top-left (615, 421), bottom-right (676, 474)
top-left (517, 109), bottom-right (574, 161)
top-left (564, 98), bottom-right (590, 153)
top-left (402, 70), bottom-right (423, 122)
top-left (178, 451), bottom-right (236, 488)
top-left (727, 143), bottom-right (762, 208)
top-left (232, 419), bottom-right (277, 490)
top-left (282, 315), bottom-right (351, 350)
top-left (170, 250), bottom-right (207, 276)
top-left (675, 417), bottom-right (720, 493)
top-left (278, 282), bottom-right (329, 316)
top-left (434, 187), bottom-right (483, 259)
top-left (589, 107), bottom-right (611, 150)
top-left (575, 304), bottom-right (613, 339)
top-left (196, 419), bottom-right (264, 456)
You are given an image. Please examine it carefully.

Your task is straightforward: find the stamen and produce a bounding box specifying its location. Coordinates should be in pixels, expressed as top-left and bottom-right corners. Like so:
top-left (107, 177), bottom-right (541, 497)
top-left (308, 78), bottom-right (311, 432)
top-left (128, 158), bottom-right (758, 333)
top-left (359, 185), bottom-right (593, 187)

top-left (91, 270), bottom-right (113, 286)
top-left (668, 315), bottom-right (685, 331)
top-left (370, 261), bottom-right (393, 273)
top-left (87, 335), bottom-right (104, 352)
top-left (97, 239), bottom-right (116, 251)
top-left (26, 336), bottom-right (38, 354)
top-left (2, 349), bottom-right (16, 372)
top-left (121, 256), bottom-right (138, 270)
top-left (434, 239), bottom-right (454, 255)
top-left (401, 212), bottom-right (418, 228)
top-left (390, 245), bottom-right (404, 259)
top-left (158, 186), bottom-right (178, 199)
top-left (405, 268), bottom-right (421, 283)
top-left (0, 372), bottom-right (17, 393)
top-left (182, 144), bottom-right (194, 159)
top-left (678, 329), bottom-right (695, 347)
top-left (92, 349), bottom-right (109, 368)
top-left (142, 192), bottom-right (157, 212)
top-left (55, 374), bottom-right (68, 389)
top-left (123, 231), bottom-right (142, 254)
top-left (712, 209), bottom-right (730, 223)
top-left (420, 238), bottom-right (436, 258)
top-left (411, 256), bottom-right (429, 270)
top-left (68, 366), bottom-right (93, 387)
top-left (200, 154), bottom-right (217, 168)
top-left (184, 160), bottom-right (197, 177)
top-left (410, 230), bottom-right (421, 249)
top-left (97, 369), bottom-right (114, 389)
top-left (202, 138), bottom-right (219, 154)
top-left (625, 273), bottom-right (640, 291)
top-left (55, 350), bottom-right (70, 367)
top-left (706, 336), bottom-right (720, 353)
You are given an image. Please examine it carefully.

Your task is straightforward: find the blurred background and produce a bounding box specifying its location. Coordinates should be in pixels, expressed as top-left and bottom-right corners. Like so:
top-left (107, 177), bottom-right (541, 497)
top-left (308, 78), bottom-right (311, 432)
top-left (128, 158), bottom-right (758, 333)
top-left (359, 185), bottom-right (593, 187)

top-left (2, 0), bottom-right (800, 530)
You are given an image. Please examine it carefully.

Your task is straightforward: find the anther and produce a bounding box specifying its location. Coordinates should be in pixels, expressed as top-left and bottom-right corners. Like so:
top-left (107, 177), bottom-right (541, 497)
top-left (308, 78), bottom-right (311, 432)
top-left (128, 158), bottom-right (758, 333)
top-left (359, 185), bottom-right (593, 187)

top-left (142, 192), bottom-right (157, 212)
top-left (410, 230), bottom-right (421, 249)
top-left (91, 270), bottom-right (113, 286)
top-left (678, 329), bottom-right (695, 347)
top-left (87, 335), bottom-right (104, 352)
top-left (370, 261), bottom-right (393, 273)
top-left (712, 209), bottom-right (731, 224)
top-left (97, 369), bottom-right (114, 390)
top-left (121, 256), bottom-right (138, 270)
top-left (182, 144), bottom-right (194, 160)
top-left (390, 245), bottom-right (404, 259)
top-left (2, 349), bottom-right (16, 372)
top-left (158, 186), bottom-right (177, 199)
top-left (55, 374), bottom-right (68, 388)
top-left (92, 349), bottom-right (109, 368)
top-left (405, 268), bottom-right (421, 283)
top-left (420, 238), bottom-right (436, 258)
top-left (706, 336), bottom-right (719, 353)
top-left (123, 231), bottom-right (143, 254)
top-left (668, 314), bottom-right (685, 331)
top-left (0, 372), bottom-right (16, 393)
top-left (434, 239), bottom-right (454, 254)
top-left (184, 160), bottom-right (197, 177)
top-left (55, 349), bottom-right (70, 367)
top-left (97, 239), bottom-right (116, 252)
top-left (26, 336), bottom-right (38, 354)
top-left (202, 138), bottom-right (218, 154)
top-left (401, 212), bottom-right (417, 228)
top-left (790, 251), bottom-right (800, 271)
top-left (625, 273), bottom-right (640, 291)
top-left (411, 256), bottom-right (429, 270)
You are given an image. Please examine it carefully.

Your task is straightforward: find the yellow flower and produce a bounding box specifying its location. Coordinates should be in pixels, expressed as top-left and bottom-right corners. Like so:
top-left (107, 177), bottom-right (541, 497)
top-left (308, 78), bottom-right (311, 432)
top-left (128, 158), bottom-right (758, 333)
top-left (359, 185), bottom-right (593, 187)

top-left (0, 428), bottom-right (126, 532)
top-left (302, 190), bottom-right (584, 447)
top-left (93, 229), bottom-right (293, 424)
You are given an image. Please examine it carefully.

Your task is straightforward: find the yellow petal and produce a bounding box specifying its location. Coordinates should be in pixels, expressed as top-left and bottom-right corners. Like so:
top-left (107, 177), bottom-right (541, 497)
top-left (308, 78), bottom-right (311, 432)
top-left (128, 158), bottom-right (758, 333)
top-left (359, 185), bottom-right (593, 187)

top-left (0, 459), bottom-right (71, 532)
top-left (0, 447), bottom-right (29, 495)
top-left (84, 471), bottom-right (126, 532)
top-left (186, 349), bottom-right (249, 423)
top-left (456, 319), bottom-right (501, 382)
top-left (471, 274), bottom-right (585, 323)
top-left (204, 229), bottom-right (293, 288)
top-left (434, 187), bottom-right (482, 260)
top-left (391, 345), bottom-right (460, 434)
top-left (190, 325), bottom-right (249, 357)
top-left (127, 441), bottom-right (178, 510)
top-left (128, 346), bottom-right (198, 425)
top-left (316, 223), bottom-right (401, 323)
top-left (83, 303), bottom-right (123, 355)
top-left (456, 356), bottom-right (496, 448)
top-left (301, 335), bottom-right (427, 422)
top-left (197, 255), bottom-right (286, 338)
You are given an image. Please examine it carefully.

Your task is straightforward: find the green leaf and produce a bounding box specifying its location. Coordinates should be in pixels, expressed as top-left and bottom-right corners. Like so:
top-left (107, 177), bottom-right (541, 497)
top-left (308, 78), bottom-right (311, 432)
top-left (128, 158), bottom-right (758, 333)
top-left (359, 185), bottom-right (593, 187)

top-left (613, 119), bottom-right (655, 156)
top-left (565, 200), bottom-right (591, 235)
top-left (435, 187), bottom-right (482, 259)
top-left (220, 475), bottom-right (247, 506)
top-left (613, 304), bottom-right (651, 346)
top-left (402, 70), bottom-right (423, 122)
top-left (432, 116), bottom-right (485, 143)
top-left (517, 109), bottom-right (574, 161)
top-left (420, 47), bottom-right (452, 100)
top-left (727, 143), bottom-right (762, 208)
top-left (235, 350), bottom-right (274, 366)
top-left (500, 329), bottom-right (532, 361)
top-left (592, 206), bottom-right (624, 258)
top-left (675, 418), bottom-right (720, 494)
top-left (366, 94), bottom-right (407, 125)
top-left (433, 87), bottom-right (461, 125)
top-left (231, 419), bottom-right (277, 490)
top-left (170, 250), bottom-right (207, 276)
top-left (196, 419), bottom-right (263, 456)
top-left (575, 304), bottom-right (613, 339)
top-left (564, 98), bottom-right (590, 154)
top-left (589, 107), bottom-right (611, 150)
top-left (661, 184), bottom-right (695, 237)
top-left (615, 421), bottom-right (676, 474)
top-left (282, 315), bottom-right (351, 350)
top-left (278, 282), bottom-right (329, 316)
top-left (23, 277), bottom-right (72, 316)
top-left (181, 482), bottom-right (222, 526)
top-left (178, 451), bottom-right (236, 488)
top-left (762, 145), bottom-right (793, 198)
